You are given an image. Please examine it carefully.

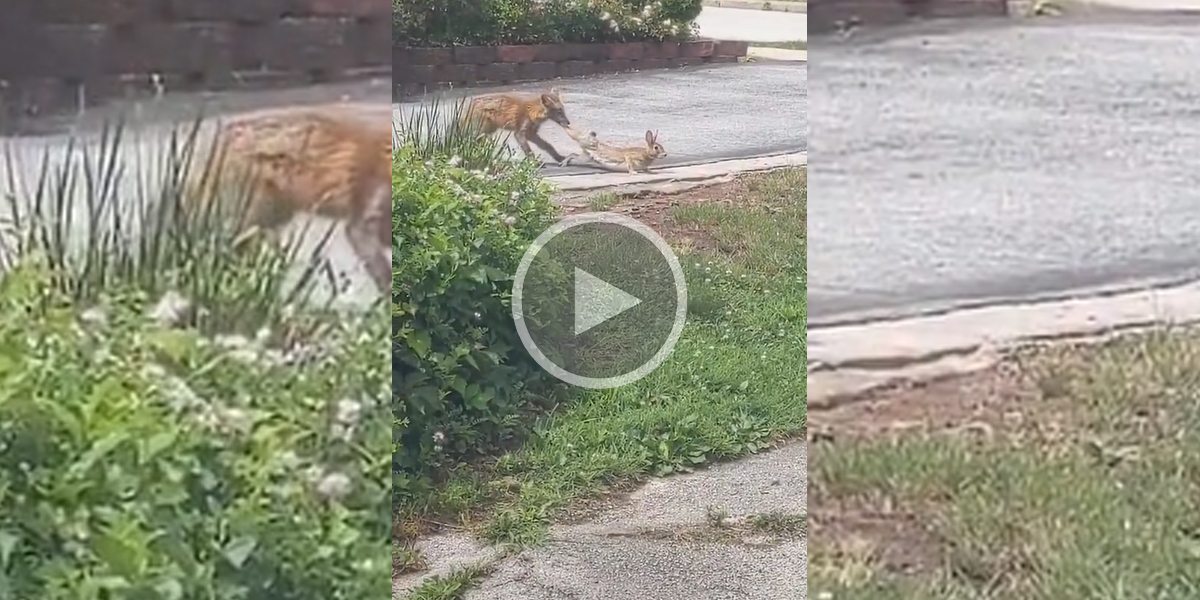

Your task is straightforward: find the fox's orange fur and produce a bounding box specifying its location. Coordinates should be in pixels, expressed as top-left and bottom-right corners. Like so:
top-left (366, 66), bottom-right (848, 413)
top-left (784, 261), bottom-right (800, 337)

top-left (183, 104), bottom-right (392, 293)
top-left (463, 87), bottom-right (572, 163)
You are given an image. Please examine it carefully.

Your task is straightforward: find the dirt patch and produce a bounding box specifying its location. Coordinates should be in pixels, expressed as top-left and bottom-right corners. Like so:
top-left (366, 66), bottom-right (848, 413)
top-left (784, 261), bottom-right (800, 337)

top-left (806, 349), bottom-right (1093, 582)
top-left (559, 177), bottom-right (759, 254)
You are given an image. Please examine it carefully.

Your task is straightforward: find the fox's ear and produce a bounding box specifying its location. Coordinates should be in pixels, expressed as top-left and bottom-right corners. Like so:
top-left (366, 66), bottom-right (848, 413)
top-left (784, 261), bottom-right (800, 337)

top-left (645, 130), bottom-right (654, 144)
top-left (540, 93), bottom-right (556, 108)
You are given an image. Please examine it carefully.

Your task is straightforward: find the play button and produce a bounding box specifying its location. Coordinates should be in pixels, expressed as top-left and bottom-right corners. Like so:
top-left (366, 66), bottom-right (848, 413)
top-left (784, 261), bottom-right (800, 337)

top-left (512, 212), bottom-right (688, 389)
top-left (574, 267), bottom-right (642, 335)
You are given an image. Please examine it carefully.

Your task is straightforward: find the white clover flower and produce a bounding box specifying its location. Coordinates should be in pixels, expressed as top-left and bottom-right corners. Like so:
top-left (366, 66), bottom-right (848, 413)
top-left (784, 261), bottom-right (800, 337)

top-left (600, 10), bottom-right (611, 19)
top-left (80, 306), bottom-right (108, 327)
top-left (502, 215), bottom-right (518, 226)
top-left (148, 290), bottom-right (191, 326)
top-left (334, 398), bottom-right (363, 426)
top-left (315, 470), bottom-right (352, 501)
top-left (643, 5), bottom-right (653, 16)
top-left (449, 155), bottom-right (463, 167)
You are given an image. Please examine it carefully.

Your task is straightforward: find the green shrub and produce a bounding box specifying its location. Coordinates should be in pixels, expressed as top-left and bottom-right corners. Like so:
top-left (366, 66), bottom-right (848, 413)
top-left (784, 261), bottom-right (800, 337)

top-left (1, 117), bottom-right (389, 598)
top-left (391, 142), bottom-right (565, 505)
top-left (395, 0), bottom-right (702, 47)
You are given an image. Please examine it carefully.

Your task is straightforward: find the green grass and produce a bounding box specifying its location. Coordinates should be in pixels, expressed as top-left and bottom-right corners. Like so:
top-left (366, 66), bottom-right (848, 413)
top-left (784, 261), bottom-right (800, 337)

top-left (402, 167), bottom-right (806, 548)
top-left (808, 330), bottom-right (1200, 598)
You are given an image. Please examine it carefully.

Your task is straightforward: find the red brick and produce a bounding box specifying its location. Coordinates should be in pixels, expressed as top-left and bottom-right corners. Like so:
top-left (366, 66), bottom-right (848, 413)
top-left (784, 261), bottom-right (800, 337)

top-left (351, 16), bottom-right (390, 65)
top-left (396, 64), bottom-right (436, 84)
top-left (679, 40), bottom-right (715, 58)
top-left (436, 64), bottom-right (478, 85)
top-left (478, 62), bottom-right (518, 83)
top-left (104, 22), bottom-right (235, 75)
top-left (604, 59), bottom-right (633, 73)
top-left (635, 58), bottom-right (668, 71)
top-left (303, 0), bottom-right (390, 18)
top-left (556, 60), bottom-right (596, 79)
top-left (572, 44), bottom-right (609, 61)
top-left (645, 42), bottom-right (681, 59)
top-left (607, 43), bottom-right (646, 61)
top-left (32, 0), bottom-right (162, 25)
top-left (714, 40), bottom-right (749, 58)
top-left (516, 61), bottom-right (557, 81)
top-left (453, 46), bottom-right (497, 65)
top-left (533, 44), bottom-right (575, 62)
top-left (709, 55), bottom-right (740, 64)
top-left (496, 45), bottom-right (538, 63)
top-left (403, 48), bottom-right (453, 66)
top-left (231, 18), bottom-right (354, 73)
top-left (39, 24), bottom-right (107, 78)
top-left (164, 0), bottom-right (289, 22)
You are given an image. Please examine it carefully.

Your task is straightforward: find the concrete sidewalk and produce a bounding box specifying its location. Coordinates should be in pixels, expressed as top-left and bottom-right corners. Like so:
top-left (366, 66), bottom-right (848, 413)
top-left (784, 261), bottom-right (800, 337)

top-left (696, 5), bottom-right (809, 42)
top-left (395, 441), bottom-right (808, 600)
top-left (702, 0), bottom-right (808, 12)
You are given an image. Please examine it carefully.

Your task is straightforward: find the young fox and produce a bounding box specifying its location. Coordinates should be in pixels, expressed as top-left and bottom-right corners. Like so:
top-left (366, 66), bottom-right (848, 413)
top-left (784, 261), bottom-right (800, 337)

top-left (463, 87), bottom-right (572, 164)
top-left (182, 104), bottom-right (392, 294)
top-left (560, 125), bottom-right (668, 174)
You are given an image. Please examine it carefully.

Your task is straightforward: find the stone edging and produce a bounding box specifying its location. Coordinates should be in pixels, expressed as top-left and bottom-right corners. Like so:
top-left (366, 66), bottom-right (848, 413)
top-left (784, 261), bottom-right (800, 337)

top-left (392, 40), bottom-right (748, 99)
top-left (808, 280), bottom-right (1200, 410)
top-left (702, 0), bottom-right (809, 12)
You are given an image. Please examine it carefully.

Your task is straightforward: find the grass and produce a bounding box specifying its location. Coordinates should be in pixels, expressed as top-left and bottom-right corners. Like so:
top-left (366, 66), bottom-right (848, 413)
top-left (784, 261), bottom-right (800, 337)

top-left (398, 167), bottom-right (806, 554)
top-left (808, 330), bottom-right (1200, 599)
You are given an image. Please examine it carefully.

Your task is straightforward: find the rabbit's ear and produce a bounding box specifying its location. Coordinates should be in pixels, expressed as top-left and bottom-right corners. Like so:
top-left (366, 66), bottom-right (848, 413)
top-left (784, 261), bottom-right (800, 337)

top-left (645, 130), bottom-right (655, 144)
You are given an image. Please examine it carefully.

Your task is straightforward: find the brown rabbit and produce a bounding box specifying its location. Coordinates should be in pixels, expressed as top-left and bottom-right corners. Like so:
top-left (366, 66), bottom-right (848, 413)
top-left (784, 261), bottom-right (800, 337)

top-left (561, 127), bottom-right (667, 174)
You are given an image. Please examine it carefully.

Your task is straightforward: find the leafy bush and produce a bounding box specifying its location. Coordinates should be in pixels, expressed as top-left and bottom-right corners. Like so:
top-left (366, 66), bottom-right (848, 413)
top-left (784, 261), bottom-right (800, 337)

top-left (395, 0), bottom-right (702, 47)
top-left (1, 118), bottom-right (389, 598)
top-left (391, 117), bottom-right (566, 504)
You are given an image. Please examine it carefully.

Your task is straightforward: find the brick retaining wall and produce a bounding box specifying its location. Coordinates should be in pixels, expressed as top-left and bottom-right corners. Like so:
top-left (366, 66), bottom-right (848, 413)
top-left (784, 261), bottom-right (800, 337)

top-left (393, 40), bottom-right (750, 99)
top-left (0, 0), bottom-right (390, 124)
top-left (808, 0), bottom-right (1007, 34)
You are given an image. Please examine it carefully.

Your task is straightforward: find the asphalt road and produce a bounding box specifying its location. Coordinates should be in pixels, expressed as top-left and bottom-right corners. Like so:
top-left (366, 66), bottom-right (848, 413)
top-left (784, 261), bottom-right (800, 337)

top-left (392, 62), bottom-right (809, 175)
top-left (808, 16), bottom-right (1200, 325)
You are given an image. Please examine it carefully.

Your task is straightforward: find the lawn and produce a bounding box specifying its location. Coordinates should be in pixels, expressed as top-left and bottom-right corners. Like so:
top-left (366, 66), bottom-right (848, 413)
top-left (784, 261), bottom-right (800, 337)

top-left (397, 167), bottom-right (807, 595)
top-left (808, 329), bottom-right (1200, 598)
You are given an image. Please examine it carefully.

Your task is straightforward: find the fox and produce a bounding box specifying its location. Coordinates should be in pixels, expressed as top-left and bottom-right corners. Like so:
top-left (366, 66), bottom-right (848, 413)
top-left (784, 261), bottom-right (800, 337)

top-left (560, 125), bottom-right (668, 174)
top-left (180, 103), bottom-right (392, 294)
top-left (462, 87), bottom-right (572, 164)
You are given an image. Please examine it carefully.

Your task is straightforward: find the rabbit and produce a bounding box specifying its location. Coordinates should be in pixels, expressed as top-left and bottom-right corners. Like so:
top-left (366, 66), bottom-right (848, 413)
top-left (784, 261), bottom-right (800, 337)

top-left (560, 126), bottom-right (667, 174)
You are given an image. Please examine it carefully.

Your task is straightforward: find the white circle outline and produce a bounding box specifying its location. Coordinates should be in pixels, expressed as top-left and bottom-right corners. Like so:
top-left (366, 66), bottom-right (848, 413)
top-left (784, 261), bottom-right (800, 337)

top-left (511, 212), bottom-right (688, 390)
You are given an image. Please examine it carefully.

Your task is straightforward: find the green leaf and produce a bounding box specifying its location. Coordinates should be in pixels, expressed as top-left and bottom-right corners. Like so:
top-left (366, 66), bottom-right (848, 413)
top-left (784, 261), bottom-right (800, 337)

top-left (0, 530), bottom-right (19, 567)
top-left (405, 330), bottom-right (433, 359)
top-left (222, 536), bottom-right (258, 569)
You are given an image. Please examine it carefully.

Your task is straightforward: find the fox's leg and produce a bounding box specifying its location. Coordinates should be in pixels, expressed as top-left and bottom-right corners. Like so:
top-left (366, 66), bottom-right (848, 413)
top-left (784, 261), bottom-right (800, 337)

top-left (345, 181), bottom-right (393, 294)
top-left (526, 128), bottom-right (567, 164)
top-left (512, 128), bottom-right (538, 159)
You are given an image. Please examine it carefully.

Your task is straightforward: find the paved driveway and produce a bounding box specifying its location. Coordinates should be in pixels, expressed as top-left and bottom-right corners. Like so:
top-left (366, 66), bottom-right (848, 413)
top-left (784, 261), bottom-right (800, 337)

top-left (393, 62), bottom-right (808, 174)
top-left (809, 16), bottom-right (1200, 324)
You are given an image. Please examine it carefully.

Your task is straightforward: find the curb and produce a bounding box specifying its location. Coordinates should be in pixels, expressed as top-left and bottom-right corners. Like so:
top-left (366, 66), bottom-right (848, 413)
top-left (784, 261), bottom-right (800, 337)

top-left (748, 47), bottom-right (807, 62)
top-left (702, 0), bottom-right (808, 12)
top-left (808, 280), bottom-right (1200, 410)
top-left (546, 152), bottom-right (807, 198)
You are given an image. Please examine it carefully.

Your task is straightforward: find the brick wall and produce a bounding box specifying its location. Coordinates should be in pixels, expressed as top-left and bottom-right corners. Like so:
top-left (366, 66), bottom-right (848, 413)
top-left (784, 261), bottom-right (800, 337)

top-left (393, 40), bottom-right (750, 99)
top-left (808, 0), bottom-right (1008, 34)
top-left (0, 0), bottom-right (390, 122)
